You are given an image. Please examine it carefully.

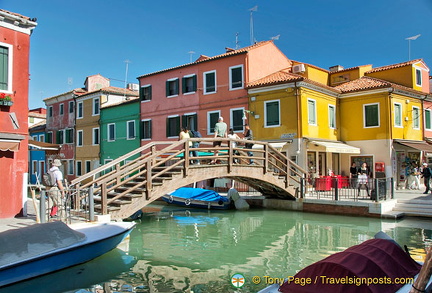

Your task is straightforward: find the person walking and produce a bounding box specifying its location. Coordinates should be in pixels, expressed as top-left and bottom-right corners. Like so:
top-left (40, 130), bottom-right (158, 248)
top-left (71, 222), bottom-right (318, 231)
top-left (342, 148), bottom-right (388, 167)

top-left (48, 159), bottom-right (65, 218)
top-left (210, 117), bottom-right (227, 164)
top-left (243, 124), bottom-right (254, 164)
top-left (227, 128), bottom-right (241, 164)
top-left (179, 127), bottom-right (193, 163)
top-left (357, 162), bottom-right (371, 197)
top-left (421, 162), bottom-right (432, 194)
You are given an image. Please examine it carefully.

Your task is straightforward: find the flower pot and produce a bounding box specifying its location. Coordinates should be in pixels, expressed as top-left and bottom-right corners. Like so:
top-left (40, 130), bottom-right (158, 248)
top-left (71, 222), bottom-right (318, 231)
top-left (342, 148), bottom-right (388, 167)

top-left (0, 100), bottom-right (13, 106)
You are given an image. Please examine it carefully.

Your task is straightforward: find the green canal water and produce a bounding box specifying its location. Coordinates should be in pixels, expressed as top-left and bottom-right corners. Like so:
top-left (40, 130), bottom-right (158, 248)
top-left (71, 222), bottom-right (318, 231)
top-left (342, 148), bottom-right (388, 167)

top-left (2, 204), bottom-right (431, 293)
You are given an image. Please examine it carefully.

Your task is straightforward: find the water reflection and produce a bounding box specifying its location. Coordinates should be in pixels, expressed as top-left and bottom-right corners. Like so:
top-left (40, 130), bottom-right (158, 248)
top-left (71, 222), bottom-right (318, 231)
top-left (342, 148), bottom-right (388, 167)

top-left (3, 205), bottom-right (430, 293)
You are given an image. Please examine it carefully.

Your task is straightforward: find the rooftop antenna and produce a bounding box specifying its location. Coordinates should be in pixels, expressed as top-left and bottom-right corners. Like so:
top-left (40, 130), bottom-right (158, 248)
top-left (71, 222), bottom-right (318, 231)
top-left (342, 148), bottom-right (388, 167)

top-left (249, 5), bottom-right (258, 45)
top-left (235, 32), bottom-right (240, 49)
top-left (188, 51), bottom-right (195, 63)
top-left (67, 77), bottom-right (73, 90)
top-left (124, 59), bottom-right (131, 89)
top-left (405, 34), bottom-right (421, 60)
top-left (271, 34), bottom-right (280, 41)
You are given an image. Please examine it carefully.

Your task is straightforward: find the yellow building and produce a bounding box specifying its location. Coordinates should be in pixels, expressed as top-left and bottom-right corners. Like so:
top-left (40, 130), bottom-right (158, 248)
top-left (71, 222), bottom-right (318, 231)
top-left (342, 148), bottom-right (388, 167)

top-left (247, 59), bottom-right (431, 187)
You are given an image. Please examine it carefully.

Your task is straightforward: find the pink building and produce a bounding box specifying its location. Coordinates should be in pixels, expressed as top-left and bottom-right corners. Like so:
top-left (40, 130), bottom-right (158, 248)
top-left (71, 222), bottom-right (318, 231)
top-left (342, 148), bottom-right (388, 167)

top-left (137, 41), bottom-right (292, 141)
top-left (0, 10), bottom-right (37, 218)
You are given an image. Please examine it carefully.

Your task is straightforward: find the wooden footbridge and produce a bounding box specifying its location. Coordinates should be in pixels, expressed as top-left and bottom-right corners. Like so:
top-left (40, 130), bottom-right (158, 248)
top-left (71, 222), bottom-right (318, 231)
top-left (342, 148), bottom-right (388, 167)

top-left (69, 138), bottom-right (308, 220)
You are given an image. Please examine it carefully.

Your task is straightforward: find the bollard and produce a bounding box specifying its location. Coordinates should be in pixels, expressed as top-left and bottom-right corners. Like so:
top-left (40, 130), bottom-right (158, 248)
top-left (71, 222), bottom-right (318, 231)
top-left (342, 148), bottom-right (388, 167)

top-left (89, 186), bottom-right (95, 222)
top-left (40, 190), bottom-right (47, 223)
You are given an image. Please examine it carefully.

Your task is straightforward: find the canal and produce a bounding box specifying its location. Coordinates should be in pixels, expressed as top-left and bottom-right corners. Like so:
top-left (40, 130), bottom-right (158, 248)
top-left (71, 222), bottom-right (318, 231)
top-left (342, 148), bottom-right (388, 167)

top-left (2, 204), bottom-right (431, 293)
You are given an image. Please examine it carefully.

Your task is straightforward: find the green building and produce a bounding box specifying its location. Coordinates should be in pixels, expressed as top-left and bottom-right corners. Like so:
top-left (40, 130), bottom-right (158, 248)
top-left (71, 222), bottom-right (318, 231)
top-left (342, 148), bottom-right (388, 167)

top-left (100, 97), bottom-right (141, 166)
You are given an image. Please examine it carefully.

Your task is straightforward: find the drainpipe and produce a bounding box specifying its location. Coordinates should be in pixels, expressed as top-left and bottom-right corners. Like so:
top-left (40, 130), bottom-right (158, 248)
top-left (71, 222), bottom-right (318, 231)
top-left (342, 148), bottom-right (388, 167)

top-left (295, 82), bottom-right (301, 156)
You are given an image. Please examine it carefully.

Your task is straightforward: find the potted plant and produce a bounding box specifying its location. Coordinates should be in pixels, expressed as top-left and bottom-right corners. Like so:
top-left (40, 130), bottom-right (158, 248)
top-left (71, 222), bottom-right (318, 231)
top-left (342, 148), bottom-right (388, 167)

top-left (0, 93), bottom-right (13, 106)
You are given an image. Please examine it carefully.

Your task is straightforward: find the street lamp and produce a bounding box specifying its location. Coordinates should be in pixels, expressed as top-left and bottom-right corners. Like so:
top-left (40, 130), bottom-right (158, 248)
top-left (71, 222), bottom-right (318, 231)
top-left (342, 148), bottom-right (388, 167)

top-left (405, 34), bottom-right (421, 60)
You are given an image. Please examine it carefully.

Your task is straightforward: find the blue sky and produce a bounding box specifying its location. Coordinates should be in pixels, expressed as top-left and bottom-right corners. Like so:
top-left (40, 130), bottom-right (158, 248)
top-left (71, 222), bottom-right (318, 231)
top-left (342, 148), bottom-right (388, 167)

top-left (2, 0), bottom-right (432, 109)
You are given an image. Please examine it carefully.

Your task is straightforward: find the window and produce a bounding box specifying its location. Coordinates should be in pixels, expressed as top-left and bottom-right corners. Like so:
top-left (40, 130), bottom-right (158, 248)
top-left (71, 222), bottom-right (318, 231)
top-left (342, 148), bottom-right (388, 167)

top-left (182, 113), bottom-right (197, 131)
top-left (415, 68), bottom-right (422, 86)
top-left (93, 127), bottom-right (100, 145)
top-left (207, 111), bottom-right (220, 134)
top-left (93, 98), bottom-right (100, 115)
top-left (307, 99), bottom-right (317, 125)
top-left (141, 119), bottom-right (152, 139)
top-left (85, 161), bottom-right (91, 173)
top-left (65, 128), bottom-right (74, 144)
top-left (328, 105), bottom-right (336, 129)
top-left (0, 44), bottom-right (12, 92)
top-left (425, 109), bottom-right (431, 130)
top-left (56, 129), bottom-right (65, 144)
top-left (394, 103), bottom-right (402, 127)
top-left (229, 65), bottom-right (243, 90)
top-left (413, 106), bottom-right (420, 129)
top-left (127, 120), bottom-right (136, 139)
top-left (364, 103), bottom-right (380, 128)
top-left (265, 100), bottom-right (280, 127)
top-left (48, 106), bottom-right (53, 118)
top-left (32, 135), bottom-right (38, 142)
top-left (166, 116), bottom-right (180, 137)
top-left (166, 78), bottom-right (179, 97)
top-left (29, 117), bottom-right (35, 124)
top-left (203, 70), bottom-right (216, 94)
top-left (140, 85), bottom-right (152, 101)
top-left (230, 108), bottom-right (244, 131)
top-left (69, 101), bottom-right (74, 113)
top-left (76, 161), bottom-right (82, 176)
top-left (77, 102), bottom-right (83, 118)
top-left (40, 134), bottom-right (45, 143)
top-left (59, 103), bottom-right (64, 115)
top-left (67, 160), bottom-right (74, 175)
top-left (107, 124), bottom-right (115, 141)
top-left (77, 130), bottom-right (83, 147)
top-left (182, 74), bottom-right (197, 94)
top-left (46, 132), bottom-right (53, 143)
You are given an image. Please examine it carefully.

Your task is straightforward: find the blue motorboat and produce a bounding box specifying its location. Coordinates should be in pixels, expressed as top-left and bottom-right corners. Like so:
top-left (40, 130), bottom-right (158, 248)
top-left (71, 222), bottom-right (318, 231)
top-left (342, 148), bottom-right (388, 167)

top-left (162, 187), bottom-right (232, 210)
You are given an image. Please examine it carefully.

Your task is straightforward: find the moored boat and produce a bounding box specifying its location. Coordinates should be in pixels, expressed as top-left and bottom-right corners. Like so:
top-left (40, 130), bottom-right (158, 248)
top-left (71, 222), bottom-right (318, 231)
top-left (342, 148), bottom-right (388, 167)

top-left (258, 231), bottom-right (432, 293)
top-left (162, 187), bottom-right (232, 210)
top-left (0, 221), bottom-right (135, 287)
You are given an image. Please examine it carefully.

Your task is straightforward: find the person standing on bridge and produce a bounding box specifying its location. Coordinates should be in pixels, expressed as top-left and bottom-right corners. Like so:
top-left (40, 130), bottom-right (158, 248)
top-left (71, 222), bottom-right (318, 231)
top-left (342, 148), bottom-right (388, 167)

top-left (210, 117), bottom-right (227, 164)
top-left (243, 124), bottom-right (254, 165)
top-left (179, 127), bottom-right (193, 164)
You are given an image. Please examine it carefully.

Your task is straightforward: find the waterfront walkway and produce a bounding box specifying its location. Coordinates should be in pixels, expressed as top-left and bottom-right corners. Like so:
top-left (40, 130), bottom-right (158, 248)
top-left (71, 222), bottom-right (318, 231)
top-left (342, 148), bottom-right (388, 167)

top-left (0, 189), bottom-right (431, 233)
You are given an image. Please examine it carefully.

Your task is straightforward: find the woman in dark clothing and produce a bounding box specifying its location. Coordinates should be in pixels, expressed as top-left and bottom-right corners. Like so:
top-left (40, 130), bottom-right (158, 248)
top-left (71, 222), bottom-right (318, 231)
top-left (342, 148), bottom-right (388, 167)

top-left (349, 162), bottom-right (358, 188)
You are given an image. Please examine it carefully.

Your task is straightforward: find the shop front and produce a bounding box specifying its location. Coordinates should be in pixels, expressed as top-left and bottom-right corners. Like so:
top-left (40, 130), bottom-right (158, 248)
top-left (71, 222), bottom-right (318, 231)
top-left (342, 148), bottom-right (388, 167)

top-left (393, 140), bottom-right (432, 189)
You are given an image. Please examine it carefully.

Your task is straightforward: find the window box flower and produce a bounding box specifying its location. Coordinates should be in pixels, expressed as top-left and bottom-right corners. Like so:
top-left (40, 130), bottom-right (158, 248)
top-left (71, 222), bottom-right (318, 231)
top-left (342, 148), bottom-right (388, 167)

top-left (0, 93), bottom-right (13, 106)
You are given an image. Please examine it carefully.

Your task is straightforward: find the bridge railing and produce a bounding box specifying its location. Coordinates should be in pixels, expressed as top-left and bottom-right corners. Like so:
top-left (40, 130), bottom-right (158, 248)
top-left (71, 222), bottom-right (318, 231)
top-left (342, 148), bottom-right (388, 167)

top-left (69, 138), bottom-right (307, 216)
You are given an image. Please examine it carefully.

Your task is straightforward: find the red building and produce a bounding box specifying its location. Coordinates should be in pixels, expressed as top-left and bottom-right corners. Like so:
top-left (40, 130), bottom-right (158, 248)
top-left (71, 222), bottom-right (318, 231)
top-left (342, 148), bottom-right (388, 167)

top-left (137, 41), bottom-right (291, 142)
top-left (0, 10), bottom-right (37, 218)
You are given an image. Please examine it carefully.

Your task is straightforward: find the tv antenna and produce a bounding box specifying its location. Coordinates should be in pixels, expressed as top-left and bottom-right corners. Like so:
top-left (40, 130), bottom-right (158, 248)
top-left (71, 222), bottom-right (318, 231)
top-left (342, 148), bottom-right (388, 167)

top-left (124, 59), bottom-right (131, 89)
top-left (188, 51), bottom-right (195, 63)
top-left (235, 32), bottom-right (240, 49)
top-left (249, 5), bottom-right (258, 45)
top-left (271, 34), bottom-right (280, 41)
top-left (405, 34), bottom-right (421, 60)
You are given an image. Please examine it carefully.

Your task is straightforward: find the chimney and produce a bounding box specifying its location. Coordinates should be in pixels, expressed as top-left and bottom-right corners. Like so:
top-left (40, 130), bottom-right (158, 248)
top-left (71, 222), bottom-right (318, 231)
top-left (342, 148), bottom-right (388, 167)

top-left (329, 65), bottom-right (344, 72)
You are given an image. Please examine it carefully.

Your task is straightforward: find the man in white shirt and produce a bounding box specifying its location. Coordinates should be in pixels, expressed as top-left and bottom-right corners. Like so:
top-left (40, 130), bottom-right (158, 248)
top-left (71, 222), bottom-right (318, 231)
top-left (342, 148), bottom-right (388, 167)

top-left (48, 159), bottom-right (65, 218)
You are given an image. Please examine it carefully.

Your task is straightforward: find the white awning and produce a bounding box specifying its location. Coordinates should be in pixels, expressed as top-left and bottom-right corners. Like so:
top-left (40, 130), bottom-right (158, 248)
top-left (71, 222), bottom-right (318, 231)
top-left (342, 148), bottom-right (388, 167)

top-left (310, 141), bottom-right (360, 154)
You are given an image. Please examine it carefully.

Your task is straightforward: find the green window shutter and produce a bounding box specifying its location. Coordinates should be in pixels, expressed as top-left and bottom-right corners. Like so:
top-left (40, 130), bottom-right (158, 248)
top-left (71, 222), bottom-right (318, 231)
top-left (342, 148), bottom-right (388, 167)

top-left (192, 75), bottom-right (197, 92)
top-left (266, 101), bottom-right (279, 126)
top-left (166, 81), bottom-right (170, 97)
top-left (182, 115), bottom-right (187, 128)
top-left (426, 110), bottom-right (431, 129)
top-left (148, 120), bottom-right (152, 139)
top-left (0, 46), bottom-right (8, 91)
top-left (166, 117), bottom-right (169, 137)
top-left (148, 85), bottom-right (152, 100)
top-left (192, 114), bottom-right (197, 131)
top-left (365, 104), bottom-right (379, 127)
top-left (56, 130), bottom-right (61, 144)
top-left (182, 77), bottom-right (186, 94)
top-left (139, 87), bottom-right (144, 100)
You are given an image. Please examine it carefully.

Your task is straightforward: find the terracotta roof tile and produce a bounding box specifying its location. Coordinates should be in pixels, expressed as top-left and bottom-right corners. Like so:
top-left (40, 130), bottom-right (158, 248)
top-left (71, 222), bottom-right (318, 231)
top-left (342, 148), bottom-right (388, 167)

top-left (247, 69), bottom-right (303, 88)
top-left (335, 76), bottom-right (429, 96)
top-left (43, 88), bottom-right (88, 102)
top-left (0, 9), bottom-right (31, 20)
top-left (366, 59), bottom-right (423, 74)
top-left (138, 41), bottom-right (274, 78)
top-left (247, 69), bottom-right (340, 93)
top-left (100, 96), bottom-right (140, 109)
top-left (78, 86), bottom-right (139, 98)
